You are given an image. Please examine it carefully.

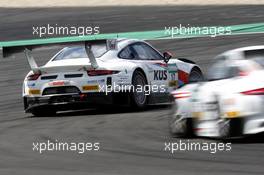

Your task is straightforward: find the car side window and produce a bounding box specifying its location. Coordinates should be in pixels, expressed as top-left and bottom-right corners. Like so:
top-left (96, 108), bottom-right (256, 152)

top-left (118, 45), bottom-right (136, 59)
top-left (207, 61), bottom-right (238, 81)
top-left (131, 42), bottom-right (163, 60)
top-left (228, 66), bottom-right (241, 78)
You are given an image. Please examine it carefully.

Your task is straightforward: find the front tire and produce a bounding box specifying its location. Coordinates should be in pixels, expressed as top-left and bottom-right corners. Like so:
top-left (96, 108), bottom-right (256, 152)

top-left (218, 118), bottom-right (231, 138)
top-left (215, 99), bottom-right (232, 139)
top-left (169, 117), bottom-right (194, 137)
top-left (189, 68), bottom-right (203, 83)
top-left (218, 118), bottom-right (244, 139)
top-left (169, 101), bottom-right (194, 137)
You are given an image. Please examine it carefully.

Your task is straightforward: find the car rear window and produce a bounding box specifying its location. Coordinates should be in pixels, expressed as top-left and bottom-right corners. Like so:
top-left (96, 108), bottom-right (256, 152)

top-left (244, 49), bottom-right (264, 68)
top-left (53, 44), bottom-right (108, 61)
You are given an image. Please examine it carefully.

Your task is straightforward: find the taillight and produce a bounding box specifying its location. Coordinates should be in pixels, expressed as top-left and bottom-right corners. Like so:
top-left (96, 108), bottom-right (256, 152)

top-left (87, 70), bottom-right (120, 76)
top-left (171, 91), bottom-right (190, 99)
top-left (240, 88), bottom-right (264, 95)
top-left (239, 71), bottom-right (249, 77)
top-left (27, 73), bottom-right (41, 81)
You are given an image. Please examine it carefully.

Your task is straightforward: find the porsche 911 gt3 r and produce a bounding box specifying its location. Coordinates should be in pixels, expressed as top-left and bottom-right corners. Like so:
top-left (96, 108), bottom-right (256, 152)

top-left (3, 39), bottom-right (203, 116)
top-left (169, 46), bottom-right (264, 138)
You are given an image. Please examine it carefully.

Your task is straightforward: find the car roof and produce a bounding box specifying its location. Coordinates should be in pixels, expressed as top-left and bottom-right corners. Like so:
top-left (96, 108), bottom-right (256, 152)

top-left (215, 45), bottom-right (264, 61)
top-left (116, 38), bottom-right (144, 49)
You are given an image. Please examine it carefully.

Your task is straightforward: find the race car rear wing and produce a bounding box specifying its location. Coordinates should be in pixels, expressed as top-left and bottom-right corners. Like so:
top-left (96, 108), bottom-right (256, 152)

top-left (1, 38), bottom-right (118, 73)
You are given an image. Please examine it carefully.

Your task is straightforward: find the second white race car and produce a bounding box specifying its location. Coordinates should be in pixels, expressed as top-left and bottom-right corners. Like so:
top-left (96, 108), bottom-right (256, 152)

top-left (169, 46), bottom-right (264, 138)
top-left (3, 38), bottom-right (203, 116)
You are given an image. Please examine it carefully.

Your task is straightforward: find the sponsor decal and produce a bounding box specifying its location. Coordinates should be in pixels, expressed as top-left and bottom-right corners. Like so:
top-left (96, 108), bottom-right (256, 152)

top-left (28, 89), bottom-right (41, 95)
top-left (116, 75), bottom-right (129, 84)
top-left (87, 79), bottom-right (105, 84)
top-left (27, 82), bottom-right (36, 87)
top-left (82, 85), bottom-right (99, 91)
top-left (169, 71), bottom-right (177, 80)
top-left (48, 81), bottom-right (70, 86)
top-left (169, 80), bottom-right (178, 87)
top-left (154, 70), bottom-right (167, 80)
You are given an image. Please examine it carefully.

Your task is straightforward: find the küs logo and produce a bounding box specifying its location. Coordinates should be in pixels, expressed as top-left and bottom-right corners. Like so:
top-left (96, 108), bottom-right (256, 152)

top-left (154, 70), bottom-right (167, 80)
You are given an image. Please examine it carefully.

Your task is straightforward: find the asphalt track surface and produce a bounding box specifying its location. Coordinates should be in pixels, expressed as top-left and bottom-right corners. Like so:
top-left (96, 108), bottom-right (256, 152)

top-left (0, 6), bottom-right (264, 175)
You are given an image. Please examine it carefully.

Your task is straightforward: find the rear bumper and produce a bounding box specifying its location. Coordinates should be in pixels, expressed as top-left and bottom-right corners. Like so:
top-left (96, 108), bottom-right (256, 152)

top-left (243, 114), bottom-right (264, 135)
top-left (194, 114), bottom-right (264, 137)
top-left (24, 93), bottom-right (116, 113)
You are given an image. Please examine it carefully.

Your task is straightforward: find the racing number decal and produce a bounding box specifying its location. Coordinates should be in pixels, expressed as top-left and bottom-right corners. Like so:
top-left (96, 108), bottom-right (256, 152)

top-left (168, 63), bottom-right (178, 88)
top-left (170, 71), bottom-right (177, 81)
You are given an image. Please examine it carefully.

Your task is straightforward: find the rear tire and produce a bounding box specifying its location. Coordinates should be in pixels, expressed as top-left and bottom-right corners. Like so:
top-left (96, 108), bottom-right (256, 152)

top-left (130, 70), bottom-right (148, 109)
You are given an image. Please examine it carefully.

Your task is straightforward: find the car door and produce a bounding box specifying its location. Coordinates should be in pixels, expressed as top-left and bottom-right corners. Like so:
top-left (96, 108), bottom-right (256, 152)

top-left (131, 42), bottom-right (168, 91)
top-left (131, 42), bottom-right (179, 94)
top-left (118, 42), bottom-right (178, 93)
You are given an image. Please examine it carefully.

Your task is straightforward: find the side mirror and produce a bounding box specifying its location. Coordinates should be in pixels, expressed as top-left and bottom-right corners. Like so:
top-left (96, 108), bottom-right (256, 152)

top-left (163, 51), bottom-right (172, 63)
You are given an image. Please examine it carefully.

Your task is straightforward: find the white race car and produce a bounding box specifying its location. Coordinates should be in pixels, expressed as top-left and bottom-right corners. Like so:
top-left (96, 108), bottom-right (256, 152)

top-left (3, 39), bottom-right (203, 116)
top-left (169, 46), bottom-right (264, 138)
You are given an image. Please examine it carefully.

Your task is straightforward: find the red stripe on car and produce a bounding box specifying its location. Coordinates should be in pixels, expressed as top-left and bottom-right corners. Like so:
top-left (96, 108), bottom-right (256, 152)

top-left (178, 70), bottom-right (189, 84)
